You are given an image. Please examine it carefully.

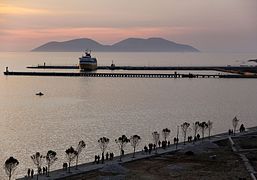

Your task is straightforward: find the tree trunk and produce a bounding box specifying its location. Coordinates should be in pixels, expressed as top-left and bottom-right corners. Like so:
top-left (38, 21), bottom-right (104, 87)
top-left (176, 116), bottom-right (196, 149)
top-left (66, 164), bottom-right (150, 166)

top-left (184, 133), bottom-right (186, 145)
top-left (76, 156), bottom-right (78, 169)
top-left (68, 162), bottom-right (71, 173)
top-left (119, 149), bottom-right (122, 161)
top-left (133, 147), bottom-right (135, 158)
top-left (101, 153), bottom-right (104, 164)
top-left (202, 131), bottom-right (204, 142)
top-left (47, 164), bottom-right (50, 177)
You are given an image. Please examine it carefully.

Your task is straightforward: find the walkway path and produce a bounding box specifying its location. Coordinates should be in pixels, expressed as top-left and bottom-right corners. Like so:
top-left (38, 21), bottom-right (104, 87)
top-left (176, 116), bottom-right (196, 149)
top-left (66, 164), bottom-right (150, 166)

top-left (17, 127), bottom-right (257, 180)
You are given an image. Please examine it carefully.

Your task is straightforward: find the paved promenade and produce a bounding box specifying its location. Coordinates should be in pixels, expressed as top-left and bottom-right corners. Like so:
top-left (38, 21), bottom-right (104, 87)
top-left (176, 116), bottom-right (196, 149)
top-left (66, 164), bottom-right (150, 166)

top-left (17, 127), bottom-right (257, 180)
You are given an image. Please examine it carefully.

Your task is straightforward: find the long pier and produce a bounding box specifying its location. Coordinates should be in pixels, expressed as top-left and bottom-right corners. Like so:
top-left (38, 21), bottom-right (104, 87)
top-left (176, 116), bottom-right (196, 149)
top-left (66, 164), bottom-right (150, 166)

top-left (4, 71), bottom-right (257, 78)
top-left (27, 65), bottom-right (257, 73)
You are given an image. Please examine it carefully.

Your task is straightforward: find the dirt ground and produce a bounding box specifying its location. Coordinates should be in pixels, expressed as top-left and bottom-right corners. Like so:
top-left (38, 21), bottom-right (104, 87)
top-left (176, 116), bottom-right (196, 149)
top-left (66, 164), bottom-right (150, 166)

top-left (59, 139), bottom-right (251, 180)
top-left (233, 135), bottom-right (257, 149)
top-left (233, 132), bottom-right (257, 175)
top-left (246, 151), bottom-right (257, 173)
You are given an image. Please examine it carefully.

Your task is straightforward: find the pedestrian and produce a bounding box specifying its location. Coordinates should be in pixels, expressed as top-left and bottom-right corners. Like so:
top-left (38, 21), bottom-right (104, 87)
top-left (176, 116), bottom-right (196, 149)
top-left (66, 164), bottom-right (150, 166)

top-left (94, 155), bottom-right (97, 163)
top-left (174, 137), bottom-right (177, 144)
top-left (106, 152), bottom-right (109, 160)
top-left (240, 124), bottom-right (245, 132)
top-left (194, 136), bottom-right (197, 142)
top-left (31, 169), bottom-right (34, 178)
top-left (144, 145), bottom-right (148, 154)
top-left (148, 143), bottom-right (153, 154)
top-left (197, 134), bottom-right (200, 140)
top-left (97, 155), bottom-right (100, 164)
top-left (27, 168), bottom-right (30, 177)
top-left (110, 152), bottom-right (114, 160)
top-left (38, 166), bottom-right (42, 175)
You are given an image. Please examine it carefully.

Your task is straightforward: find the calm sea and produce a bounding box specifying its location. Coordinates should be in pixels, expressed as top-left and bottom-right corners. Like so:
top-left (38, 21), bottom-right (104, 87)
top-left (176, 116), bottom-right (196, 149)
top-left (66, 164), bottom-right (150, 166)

top-left (0, 52), bottom-right (257, 178)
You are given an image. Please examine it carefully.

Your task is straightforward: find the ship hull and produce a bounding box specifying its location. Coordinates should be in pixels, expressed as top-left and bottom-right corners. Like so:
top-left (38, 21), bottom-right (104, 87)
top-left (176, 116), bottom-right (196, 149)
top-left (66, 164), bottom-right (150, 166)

top-left (79, 63), bottom-right (97, 71)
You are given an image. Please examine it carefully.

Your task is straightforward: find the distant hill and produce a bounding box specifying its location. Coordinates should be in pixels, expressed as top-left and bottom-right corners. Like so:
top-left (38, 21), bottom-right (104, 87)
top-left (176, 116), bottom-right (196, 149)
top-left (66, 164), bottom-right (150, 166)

top-left (32, 37), bottom-right (199, 52)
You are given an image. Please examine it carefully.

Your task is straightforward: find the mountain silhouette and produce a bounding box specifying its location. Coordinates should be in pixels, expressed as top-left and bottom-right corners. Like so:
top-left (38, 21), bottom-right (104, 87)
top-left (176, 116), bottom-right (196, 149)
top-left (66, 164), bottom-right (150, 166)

top-left (32, 37), bottom-right (199, 52)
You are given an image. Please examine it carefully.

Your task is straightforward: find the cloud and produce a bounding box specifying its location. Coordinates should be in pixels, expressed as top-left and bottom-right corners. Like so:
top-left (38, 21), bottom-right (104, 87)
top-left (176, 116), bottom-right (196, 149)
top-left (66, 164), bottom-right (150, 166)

top-left (0, 3), bottom-right (50, 15)
top-left (0, 26), bottom-right (198, 51)
top-left (0, 26), bottom-right (195, 42)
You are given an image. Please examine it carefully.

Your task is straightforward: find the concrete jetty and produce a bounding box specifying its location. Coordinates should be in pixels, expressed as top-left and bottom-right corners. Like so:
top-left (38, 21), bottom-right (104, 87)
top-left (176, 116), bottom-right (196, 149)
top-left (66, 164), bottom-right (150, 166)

top-left (4, 71), bottom-right (257, 78)
top-left (27, 65), bottom-right (257, 73)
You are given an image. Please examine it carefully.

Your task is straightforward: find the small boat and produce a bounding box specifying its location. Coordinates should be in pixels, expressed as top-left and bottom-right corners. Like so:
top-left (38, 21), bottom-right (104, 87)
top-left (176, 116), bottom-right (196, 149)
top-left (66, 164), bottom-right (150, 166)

top-left (79, 50), bottom-right (97, 71)
top-left (36, 92), bottom-right (44, 96)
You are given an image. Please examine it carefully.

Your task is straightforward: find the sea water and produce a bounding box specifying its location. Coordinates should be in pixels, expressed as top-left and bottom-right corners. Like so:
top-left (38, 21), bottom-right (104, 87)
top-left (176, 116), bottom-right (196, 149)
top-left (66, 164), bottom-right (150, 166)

top-left (0, 52), bottom-right (257, 178)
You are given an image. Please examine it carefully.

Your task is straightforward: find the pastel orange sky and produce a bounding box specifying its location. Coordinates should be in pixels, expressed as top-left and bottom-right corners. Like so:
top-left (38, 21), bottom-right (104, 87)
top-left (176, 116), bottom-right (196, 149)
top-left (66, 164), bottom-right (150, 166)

top-left (0, 0), bottom-right (256, 52)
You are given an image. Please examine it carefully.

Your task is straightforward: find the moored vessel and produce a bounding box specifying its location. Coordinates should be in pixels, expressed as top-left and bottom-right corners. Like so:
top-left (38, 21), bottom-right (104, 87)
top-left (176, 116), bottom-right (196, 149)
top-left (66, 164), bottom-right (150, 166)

top-left (79, 50), bottom-right (97, 71)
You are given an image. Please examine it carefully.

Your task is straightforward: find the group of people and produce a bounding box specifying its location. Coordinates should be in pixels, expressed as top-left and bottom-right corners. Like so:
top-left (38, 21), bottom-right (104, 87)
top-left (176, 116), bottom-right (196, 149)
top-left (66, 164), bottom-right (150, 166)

top-left (228, 124), bottom-right (246, 135)
top-left (27, 166), bottom-right (48, 178)
top-left (173, 137), bottom-right (179, 144)
top-left (228, 129), bottom-right (234, 135)
top-left (174, 134), bottom-right (202, 145)
top-left (143, 143), bottom-right (155, 154)
top-left (25, 123), bottom-right (248, 178)
top-left (27, 168), bottom-right (34, 178)
top-left (160, 140), bottom-right (171, 149)
top-left (143, 140), bottom-right (173, 154)
top-left (94, 152), bottom-right (114, 164)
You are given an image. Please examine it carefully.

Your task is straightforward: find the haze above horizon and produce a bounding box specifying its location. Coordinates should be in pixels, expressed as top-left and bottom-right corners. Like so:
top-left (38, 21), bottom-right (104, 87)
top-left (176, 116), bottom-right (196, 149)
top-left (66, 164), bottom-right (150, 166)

top-left (0, 0), bottom-right (256, 52)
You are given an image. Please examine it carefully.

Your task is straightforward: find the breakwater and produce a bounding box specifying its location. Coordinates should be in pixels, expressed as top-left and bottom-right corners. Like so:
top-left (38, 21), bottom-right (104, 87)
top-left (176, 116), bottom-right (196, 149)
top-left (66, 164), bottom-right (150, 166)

top-left (4, 71), bottom-right (257, 78)
top-left (27, 65), bottom-right (257, 73)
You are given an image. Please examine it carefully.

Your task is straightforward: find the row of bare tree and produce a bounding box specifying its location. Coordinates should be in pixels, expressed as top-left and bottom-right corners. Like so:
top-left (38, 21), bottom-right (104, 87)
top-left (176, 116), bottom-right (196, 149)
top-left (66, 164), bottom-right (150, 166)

top-left (4, 116), bottom-right (242, 180)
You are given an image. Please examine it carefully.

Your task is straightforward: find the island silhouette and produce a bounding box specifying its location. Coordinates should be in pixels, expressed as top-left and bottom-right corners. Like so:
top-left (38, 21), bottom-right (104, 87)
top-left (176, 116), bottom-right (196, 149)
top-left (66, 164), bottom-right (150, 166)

top-left (32, 37), bottom-right (199, 52)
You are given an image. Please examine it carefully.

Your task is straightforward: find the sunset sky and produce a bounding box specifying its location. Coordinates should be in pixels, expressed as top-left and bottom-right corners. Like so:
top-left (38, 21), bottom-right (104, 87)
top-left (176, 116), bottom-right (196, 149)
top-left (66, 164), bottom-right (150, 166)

top-left (0, 0), bottom-right (256, 52)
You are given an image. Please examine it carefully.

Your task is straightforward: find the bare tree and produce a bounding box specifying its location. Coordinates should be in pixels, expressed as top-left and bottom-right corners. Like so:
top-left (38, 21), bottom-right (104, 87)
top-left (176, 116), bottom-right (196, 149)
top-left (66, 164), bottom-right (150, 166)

top-left (162, 128), bottom-right (171, 142)
top-left (115, 135), bottom-right (130, 161)
top-left (199, 122), bottom-right (208, 142)
top-left (75, 140), bottom-right (86, 169)
top-left (152, 131), bottom-right (160, 154)
top-left (45, 150), bottom-right (57, 177)
top-left (4, 157), bottom-right (19, 180)
top-left (192, 121), bottom-right (200, 143)
top-left (65, 146), bottom-right (77, 173)
top-left (175, 126), bottom-right (179, 149)
top-left (31, 152), bottom-right (44, 180)
top-left (207, 120), bottom-right (213, 140)
top-left (130, 135), bottom-right (141, 158)
top-left (232, 116), bottom-right (239, 136)
top-left (181, 122), bottom-right (190, 145)
top-left (98, 137), bottom-right (110, 164)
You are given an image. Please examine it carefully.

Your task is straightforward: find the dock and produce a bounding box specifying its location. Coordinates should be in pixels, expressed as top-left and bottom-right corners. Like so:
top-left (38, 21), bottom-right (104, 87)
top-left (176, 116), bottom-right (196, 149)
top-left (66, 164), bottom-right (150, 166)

top-left (27, 65), bottom-right (257, 73)
top-left (4, 71), bottom-right (257, 78)
top-left (4, 64), bottom-right (257, 78)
